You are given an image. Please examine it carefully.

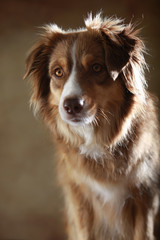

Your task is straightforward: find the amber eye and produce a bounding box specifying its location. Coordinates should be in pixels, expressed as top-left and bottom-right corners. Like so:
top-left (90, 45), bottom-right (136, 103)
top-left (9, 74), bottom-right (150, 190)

top-left (92, 63), bottom-right (102, 73)
top-left (54, 67), bottom-right (64, 78)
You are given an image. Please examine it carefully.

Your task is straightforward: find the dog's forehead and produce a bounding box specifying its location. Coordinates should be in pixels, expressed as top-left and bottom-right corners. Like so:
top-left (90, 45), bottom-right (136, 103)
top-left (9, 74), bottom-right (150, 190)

top-left (76, 30), bottom-right (105, 57)
top-left (52, 30), bottom-right (104, 59)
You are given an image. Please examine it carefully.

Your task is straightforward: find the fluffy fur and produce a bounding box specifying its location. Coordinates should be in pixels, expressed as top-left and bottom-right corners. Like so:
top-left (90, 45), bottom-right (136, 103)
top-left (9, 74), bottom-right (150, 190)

top-left (24, 14), bottom-right (160, 240)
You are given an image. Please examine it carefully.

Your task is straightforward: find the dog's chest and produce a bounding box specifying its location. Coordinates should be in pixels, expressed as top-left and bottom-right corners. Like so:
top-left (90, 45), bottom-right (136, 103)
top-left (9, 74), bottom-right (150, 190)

top-left (78, 173), bottom-right (129, 236)
top-left (85, 177), bottom-right (129, 217)
top-left (87, 178), bottom-right (127, 204)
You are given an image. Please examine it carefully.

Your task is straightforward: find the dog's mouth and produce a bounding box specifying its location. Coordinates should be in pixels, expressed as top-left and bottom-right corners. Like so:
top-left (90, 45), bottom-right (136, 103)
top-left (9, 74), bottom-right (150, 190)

top-left (70, 117), bottom-right (81, 122)
top-left (60, 111), bottom-right (96, 126)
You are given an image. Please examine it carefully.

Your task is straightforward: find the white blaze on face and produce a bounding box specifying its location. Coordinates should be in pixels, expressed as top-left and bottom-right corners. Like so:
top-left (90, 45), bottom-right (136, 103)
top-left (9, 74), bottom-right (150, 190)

top-left (58, 40), bottom-right (96, 128)
top-left (62, 42), bottom-right (82, 98)
top-left (59, 41), bottom-right (82, 121)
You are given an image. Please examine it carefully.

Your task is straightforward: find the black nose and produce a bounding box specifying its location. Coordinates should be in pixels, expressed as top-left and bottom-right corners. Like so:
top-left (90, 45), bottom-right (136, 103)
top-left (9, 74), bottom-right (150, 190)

top-left (63, 98), bottom-right (84, 115)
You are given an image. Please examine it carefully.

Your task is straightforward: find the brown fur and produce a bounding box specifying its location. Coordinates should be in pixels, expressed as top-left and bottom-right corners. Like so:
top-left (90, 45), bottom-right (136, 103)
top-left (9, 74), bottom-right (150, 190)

top-left (24, 14), bottom-right (160, 240)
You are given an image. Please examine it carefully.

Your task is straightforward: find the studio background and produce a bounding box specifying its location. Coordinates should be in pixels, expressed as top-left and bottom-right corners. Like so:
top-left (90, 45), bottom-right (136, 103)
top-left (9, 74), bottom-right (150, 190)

top-left (0, 0), bottom-right (159, 239)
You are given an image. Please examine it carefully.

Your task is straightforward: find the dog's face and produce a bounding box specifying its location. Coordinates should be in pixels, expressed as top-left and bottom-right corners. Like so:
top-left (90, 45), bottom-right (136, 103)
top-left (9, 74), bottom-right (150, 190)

top-left (24, 15), bottom-right (146, 144)
top-left (49, 31), bottom-right (123, 127)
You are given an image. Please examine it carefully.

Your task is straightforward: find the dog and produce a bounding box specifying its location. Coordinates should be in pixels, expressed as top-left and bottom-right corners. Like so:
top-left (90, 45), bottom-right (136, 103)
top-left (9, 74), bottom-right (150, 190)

top-left (24, 14), bottom-right (160, 240)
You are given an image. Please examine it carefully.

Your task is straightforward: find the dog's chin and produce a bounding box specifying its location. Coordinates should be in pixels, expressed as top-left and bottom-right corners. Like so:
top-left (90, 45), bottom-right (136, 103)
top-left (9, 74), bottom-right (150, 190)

top-left (59, 112), bottom-right (95, 127)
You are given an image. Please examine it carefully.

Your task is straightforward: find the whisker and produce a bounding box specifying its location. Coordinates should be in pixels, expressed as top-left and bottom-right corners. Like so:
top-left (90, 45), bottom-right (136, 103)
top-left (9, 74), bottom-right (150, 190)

top-left (98, 108), bottom-right (110, 124)
top-left (93, 115), bottom-right (99, 127)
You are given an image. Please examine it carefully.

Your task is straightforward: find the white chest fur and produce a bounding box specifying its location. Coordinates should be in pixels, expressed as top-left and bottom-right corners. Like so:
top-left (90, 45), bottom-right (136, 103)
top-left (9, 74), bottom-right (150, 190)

top-left (86, 177), bottom-right (128, 207)
top-left (86, 177), bottom-right (130, 236)
top-left (70, 124), bottom-right (106, 160)
top-left (73, 165), bottom-right (129, 210)
top-left (73, 168), bottom-right (130, 234)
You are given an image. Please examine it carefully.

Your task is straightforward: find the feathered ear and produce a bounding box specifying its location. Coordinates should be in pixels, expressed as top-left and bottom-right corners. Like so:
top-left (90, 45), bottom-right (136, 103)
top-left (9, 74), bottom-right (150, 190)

top-left (24, 40), bottom-right (50, 101)
top-left (101, 28), bottom-right (136, 80)
top-left (24, 27), bottom-right (63, 113)
top-left (100, 23), bottom-right (147, 100)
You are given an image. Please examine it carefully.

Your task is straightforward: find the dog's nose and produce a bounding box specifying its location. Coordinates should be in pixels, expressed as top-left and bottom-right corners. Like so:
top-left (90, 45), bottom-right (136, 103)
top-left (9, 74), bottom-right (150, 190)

top-left (63, 98), bottom-right (84, 115)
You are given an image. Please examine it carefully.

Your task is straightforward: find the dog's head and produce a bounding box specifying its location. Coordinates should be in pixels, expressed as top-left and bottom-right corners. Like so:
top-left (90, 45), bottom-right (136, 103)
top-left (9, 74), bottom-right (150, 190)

top-left (24, 14), bottom-right (147, 139)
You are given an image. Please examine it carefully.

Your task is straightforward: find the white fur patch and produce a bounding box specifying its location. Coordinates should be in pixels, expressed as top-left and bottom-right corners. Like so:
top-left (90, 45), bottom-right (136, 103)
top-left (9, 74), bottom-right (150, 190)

top-left (90, 178), bottom-right (129, 236)
top-left (60, 42), bottom-right (82, 99)
top-left (72, 166), bottom-right (129, 206)
top-left (45, 23), bottom-right (86, 35)
top-left (84, 12), bottom-right (124, 32)
top-left (59, 41), bottom-right (82, 124)
top-left (88, 178), bottom-right (128, 207)
top-left (72, 167), bottom-right (129, 235)
top-left (85, 12), bottom-right (102, 29)
top-left (44, 24), bottom-right (63, 33)
top-left (70, 124), bottom-right (106, 160)
top-left (79, 143), bottom-right (106, 160)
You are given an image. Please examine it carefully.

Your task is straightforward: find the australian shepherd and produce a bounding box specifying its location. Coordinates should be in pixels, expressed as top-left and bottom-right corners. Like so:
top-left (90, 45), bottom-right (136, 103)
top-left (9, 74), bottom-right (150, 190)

top-left (24, 14), bottom-right (160, 240)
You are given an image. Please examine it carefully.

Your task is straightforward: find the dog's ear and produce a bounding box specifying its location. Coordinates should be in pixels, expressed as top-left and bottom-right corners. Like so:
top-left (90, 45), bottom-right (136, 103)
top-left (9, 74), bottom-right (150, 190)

top-left (24, 29), bottom-right (63, 113)
top-left (101, 27), bottom-right (137, 81)
top-left (101, 24), bottom-right (147, 100)
top-left (24, 39), bottom-right (51, 103)
top-left (24, 41), bottom-right (45, 80)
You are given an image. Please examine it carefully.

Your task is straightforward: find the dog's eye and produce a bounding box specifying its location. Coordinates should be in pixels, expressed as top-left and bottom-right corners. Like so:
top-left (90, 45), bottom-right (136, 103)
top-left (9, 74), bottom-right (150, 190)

top-left (92, 63), bottom-right (102, 73)
top-left (54, 67), bottom-right (64, 78)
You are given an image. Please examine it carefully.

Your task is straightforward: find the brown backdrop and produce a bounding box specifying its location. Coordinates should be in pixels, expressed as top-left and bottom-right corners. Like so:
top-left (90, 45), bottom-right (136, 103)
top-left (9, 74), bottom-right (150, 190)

top-left (0, 0), bottom-right (160, 239)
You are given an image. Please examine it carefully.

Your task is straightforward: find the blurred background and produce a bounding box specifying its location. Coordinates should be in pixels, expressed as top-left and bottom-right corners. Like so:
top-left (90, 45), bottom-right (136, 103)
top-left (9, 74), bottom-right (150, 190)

top-left (0, 0), bottom-right (159, 239)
